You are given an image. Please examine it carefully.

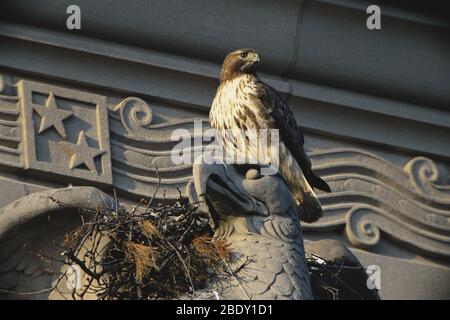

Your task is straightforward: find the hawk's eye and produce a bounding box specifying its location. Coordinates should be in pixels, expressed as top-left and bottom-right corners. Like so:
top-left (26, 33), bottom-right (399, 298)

top-left (240, 52), bottom-right (248, 59)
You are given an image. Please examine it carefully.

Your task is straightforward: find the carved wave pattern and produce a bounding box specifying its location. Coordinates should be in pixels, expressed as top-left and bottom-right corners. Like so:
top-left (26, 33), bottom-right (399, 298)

top-left (0, 76), bottom-right (20, 169)
top-left (305, 148), bottom-right (450, 259)
top-left (1, 71), bottom-right (447, 259)
top-left (109, 97), bottom-right (209, 199)
top-left (109, 98), bottom-right (450, 258)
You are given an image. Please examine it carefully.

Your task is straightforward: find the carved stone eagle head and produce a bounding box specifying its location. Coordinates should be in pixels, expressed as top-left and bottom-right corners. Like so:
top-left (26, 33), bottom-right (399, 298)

top-left (187, 155), bottom-right (297, 230)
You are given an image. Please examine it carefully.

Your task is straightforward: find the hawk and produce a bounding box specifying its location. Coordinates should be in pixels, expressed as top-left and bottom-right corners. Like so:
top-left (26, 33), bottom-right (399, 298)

top-left (209, 48), bottom-right (331, 222)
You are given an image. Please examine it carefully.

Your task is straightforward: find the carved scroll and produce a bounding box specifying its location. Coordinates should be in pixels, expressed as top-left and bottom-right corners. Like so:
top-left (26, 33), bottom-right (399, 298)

top-left (0, 72), bottom-right (449, 259)
top-left (303, 148), bottom-right (450, 258)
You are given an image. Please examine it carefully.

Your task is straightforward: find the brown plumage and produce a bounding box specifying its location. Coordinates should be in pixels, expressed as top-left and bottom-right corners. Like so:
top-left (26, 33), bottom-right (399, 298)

top-left (209, 48), bottom-right (331, 223)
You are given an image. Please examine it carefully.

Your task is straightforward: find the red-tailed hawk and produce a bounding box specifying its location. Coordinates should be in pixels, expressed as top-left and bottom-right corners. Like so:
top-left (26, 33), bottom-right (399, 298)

top-left (209, 48), bottom-right (331, 222)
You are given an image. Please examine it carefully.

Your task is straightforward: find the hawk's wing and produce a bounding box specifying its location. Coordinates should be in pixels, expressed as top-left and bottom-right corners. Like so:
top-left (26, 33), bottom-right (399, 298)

top-left (254, 80), bottom-right (331, 193)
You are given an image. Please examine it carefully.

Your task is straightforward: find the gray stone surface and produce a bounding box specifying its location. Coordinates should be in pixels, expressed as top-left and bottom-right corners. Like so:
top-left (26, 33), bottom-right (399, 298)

top-left (353, 248), bottom-right (450, 299)
top-left (0, 0), bottom-right (448, 299)
top-left (0, 187), bottom-right (115, 299)
top-left (19, 80), bottom-right (112, 185)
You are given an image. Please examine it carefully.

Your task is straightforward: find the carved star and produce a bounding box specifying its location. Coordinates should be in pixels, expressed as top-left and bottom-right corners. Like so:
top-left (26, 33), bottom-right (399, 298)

top-left (66, 131), bottom-right (105, 173)
top-left (33, 92), bottom-right (73, 139)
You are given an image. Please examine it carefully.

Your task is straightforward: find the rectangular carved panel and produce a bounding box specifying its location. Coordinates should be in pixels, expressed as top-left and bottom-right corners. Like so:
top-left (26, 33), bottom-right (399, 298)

top-left (18, 80), bottom-right (112, 185)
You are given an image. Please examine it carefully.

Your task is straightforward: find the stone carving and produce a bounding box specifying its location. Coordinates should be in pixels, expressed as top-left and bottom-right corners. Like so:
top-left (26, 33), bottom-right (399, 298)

top-left (0, 75), bottom-right (20, 170)
top-left (0, 73), bottom-right (449, 262)
top-left (0, 187), bottom-right (115, 299)
top-left (109, 96), bottom-right (208, 199)
top-left (0, 164), bottom-right (314, 299)
top-left (61, 131), bottom-right (106, 173)
top-left (306, 148), bottom-right (450, 258)
top-left (185, 159), bottom-right (379, 300)
top-left (115, 97), bottom-right (154, 137)
top-left (404, 156), bottom-right (450, 204)
top-left (32, 92), bottom-right (73, 139)
top-left (113, 96), bottom-right (208, 140)
top-left (18, 80), bottom-right (112, 185)
top-left (0, 170), bottom-right (378, 300)
top-left (186, 159), bottom-right (313, 299)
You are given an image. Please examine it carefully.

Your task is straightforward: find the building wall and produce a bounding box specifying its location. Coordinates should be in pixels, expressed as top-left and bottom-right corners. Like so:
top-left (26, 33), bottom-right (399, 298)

top-left (0, 0), bottom-right (449, 298)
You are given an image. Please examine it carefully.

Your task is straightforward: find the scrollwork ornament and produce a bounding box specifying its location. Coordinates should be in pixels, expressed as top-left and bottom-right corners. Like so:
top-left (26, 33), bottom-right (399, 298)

top-left (404, 156), bottom-right (450, 204)
top-left (115, 97), bottom-right (153, 137)
top-left (346, 206), bottom-right (381, 248)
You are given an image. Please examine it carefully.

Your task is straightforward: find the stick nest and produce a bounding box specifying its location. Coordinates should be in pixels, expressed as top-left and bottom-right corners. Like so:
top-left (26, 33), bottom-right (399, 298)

top-left (58, 195), bottom-right (229, 300)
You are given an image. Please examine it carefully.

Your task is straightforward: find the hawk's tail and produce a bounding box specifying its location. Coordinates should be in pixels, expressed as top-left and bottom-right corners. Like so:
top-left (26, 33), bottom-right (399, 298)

top-left (279, 148), bottom-right (325, 223)
top-left (306, 172), bottom-right (331, 193)
top-left (293, 170), bottom-right (323, 223)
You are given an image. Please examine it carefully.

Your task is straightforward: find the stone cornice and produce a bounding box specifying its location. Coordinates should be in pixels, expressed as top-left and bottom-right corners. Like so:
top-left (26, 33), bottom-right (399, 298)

top-left (0, 20), bottom-right (449, 160)
top-left (1, 0), bottom-right (449, 106)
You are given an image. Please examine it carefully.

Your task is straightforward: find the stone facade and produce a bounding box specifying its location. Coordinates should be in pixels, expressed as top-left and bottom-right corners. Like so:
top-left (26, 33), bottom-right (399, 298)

top-left (0, 0), bottom-right (449, 299)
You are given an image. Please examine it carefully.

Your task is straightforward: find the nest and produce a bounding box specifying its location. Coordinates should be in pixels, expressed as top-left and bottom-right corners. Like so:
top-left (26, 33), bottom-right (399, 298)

top-left (53, 190), bottom-right (375, 300)
top-left (58, 194), bottom-right (230, 300)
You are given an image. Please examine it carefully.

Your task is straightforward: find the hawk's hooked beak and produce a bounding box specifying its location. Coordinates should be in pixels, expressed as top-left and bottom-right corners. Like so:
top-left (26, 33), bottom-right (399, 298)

top-left (251, 52), bottom-right (260, 65)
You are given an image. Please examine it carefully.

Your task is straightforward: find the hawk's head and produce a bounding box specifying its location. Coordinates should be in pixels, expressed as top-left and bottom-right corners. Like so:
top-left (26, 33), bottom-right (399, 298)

top-left (220, 48), bottom-right (260, 83)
